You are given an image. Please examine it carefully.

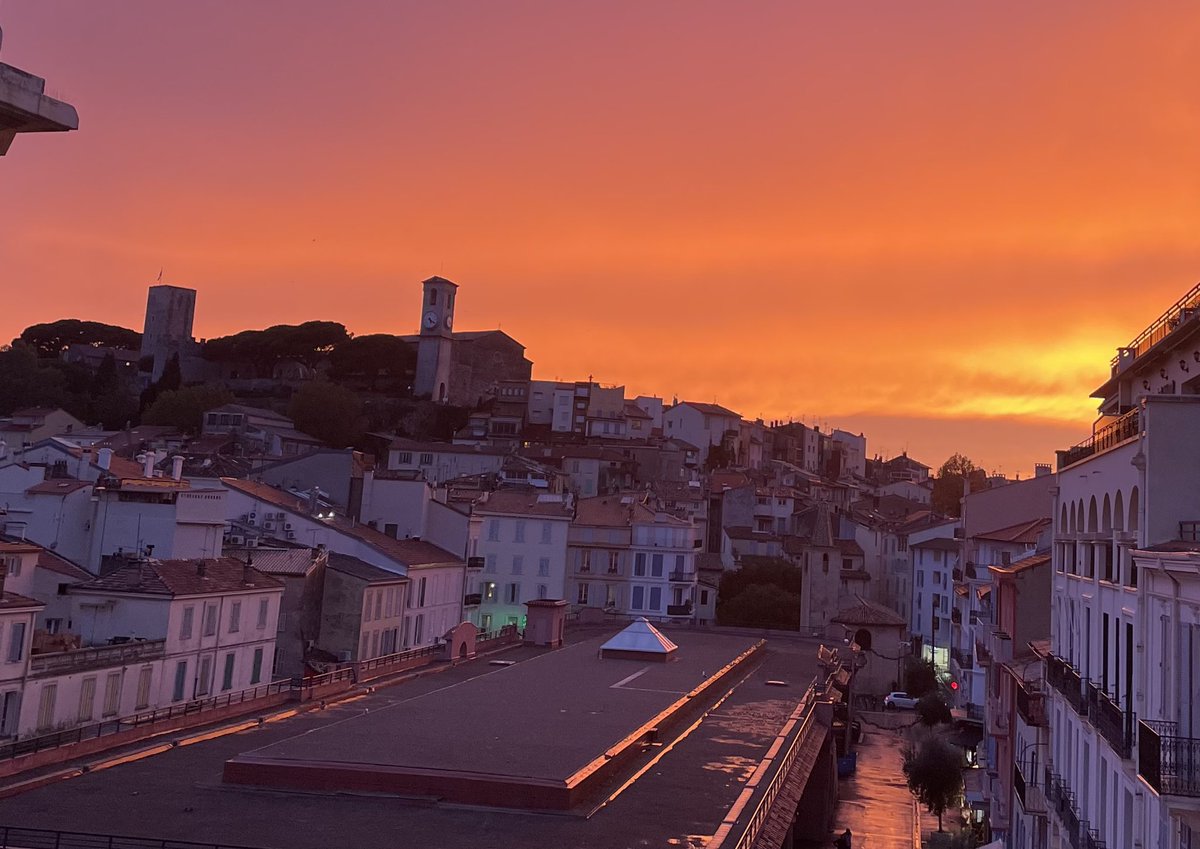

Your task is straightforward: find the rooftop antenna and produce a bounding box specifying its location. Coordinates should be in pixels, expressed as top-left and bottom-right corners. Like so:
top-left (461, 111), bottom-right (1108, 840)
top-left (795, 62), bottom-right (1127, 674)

top-left (156, 268), bottom-right (163, 283)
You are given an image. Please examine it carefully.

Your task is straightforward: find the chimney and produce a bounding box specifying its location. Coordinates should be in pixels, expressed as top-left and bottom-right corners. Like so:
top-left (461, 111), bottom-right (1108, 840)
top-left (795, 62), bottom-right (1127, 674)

top-left (307, 485), bottom-right (319, 516)
top-left (171, 455), bottom-right (184, 481)
top-left (196, 560), bottom-right (207, 577)
top-left (97, 447), bottom-right (113, 471)
top-left (243, 551), bottom-right (254, 585)
top-left (142, 452), bottom-right (155, 478)
top-left (0, 558), bottom-right (7, 596)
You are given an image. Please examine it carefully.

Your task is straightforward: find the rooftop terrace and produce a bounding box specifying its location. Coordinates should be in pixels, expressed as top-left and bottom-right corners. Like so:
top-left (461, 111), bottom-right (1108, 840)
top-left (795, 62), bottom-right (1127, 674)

top-left (3, 629), bottom-right (829, 849)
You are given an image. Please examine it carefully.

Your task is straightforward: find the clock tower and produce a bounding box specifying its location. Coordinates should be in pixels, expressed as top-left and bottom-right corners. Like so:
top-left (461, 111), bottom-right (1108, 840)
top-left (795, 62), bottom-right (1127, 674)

top-left (414, 276), bottom-right (457, 402)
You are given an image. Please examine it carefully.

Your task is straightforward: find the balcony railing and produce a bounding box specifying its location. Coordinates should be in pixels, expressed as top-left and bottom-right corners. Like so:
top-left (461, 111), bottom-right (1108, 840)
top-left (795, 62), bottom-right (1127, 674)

top-left (1044, 767), bottom-right (1104, 849)
top-left (1087, 684), bottom-right (1134, 759)
top-left (668, 570), bottom-right (695, 582)
top-left (466, 556), bottom-right (485, 570)
top-left (1013, 760), bottom-right (1046, 815)
top-left (1016, 682), bottom-right (1047, 727)
top-left (1139, 719), bottom-right (1200, 797)
top-left (1046, 655), bottom-right (1087, 715)
top-left (29, 638), bottom-right (167, 676)
top-left (951, 648), bottom-right (974, 670)
top-left (1058, 408), bottom-right (1140, 470)
top-left (463, 593), bottom-right (482, 607)
top-left (1110, 280), bottom-right (1200, 370)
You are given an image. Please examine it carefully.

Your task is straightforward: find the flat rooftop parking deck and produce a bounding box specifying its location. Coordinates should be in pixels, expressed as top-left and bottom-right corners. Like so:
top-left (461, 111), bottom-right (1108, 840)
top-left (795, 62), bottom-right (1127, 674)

top-left (225, 630), bottom-right (762, 808)
top-left (3, 628), bottom-right (831, 849)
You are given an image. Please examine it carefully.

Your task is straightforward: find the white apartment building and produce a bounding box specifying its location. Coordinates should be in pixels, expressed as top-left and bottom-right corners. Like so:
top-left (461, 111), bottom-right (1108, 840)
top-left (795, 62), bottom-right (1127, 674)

top-left (384, 439), bottom-right (507, 485)
top-left (0, 543), bottom-right (45, 736)
top-left (9, 556), bottom-right (283, 739)
top-left (1043, 283), bottom-right (1200, 849)
top-left (0, 450), bottom-right (226, 572)
top-left (663, 402), bottom-right (741, 466)
top-left (466, 491), bottom-right (573, 631)
top-left (567, 494), bottom-right (700, 620)
top-left (218, 478), bottom-right (466, 649)
top-left (911, 537), bottom-right (959, 669)
top-left (830, 429), bottom-right (867, 479)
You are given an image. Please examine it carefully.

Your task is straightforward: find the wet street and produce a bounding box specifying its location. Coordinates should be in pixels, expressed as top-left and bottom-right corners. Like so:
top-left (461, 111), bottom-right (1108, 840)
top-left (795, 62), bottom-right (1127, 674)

top-left (829, 727), bottom-right (918, 849)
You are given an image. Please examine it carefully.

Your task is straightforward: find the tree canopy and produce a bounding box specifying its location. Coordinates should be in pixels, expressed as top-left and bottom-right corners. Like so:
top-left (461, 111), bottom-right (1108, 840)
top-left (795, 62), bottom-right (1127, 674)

top-left (202, 321), bottom-right (350, 373)
top-left (903, 733), bottom-right (964, 831)
top-left (916, 692), bottom-right (953, 726)
top-left (904, 658), bottom-right (939, 698)
top-left (931, 453), bottom-right (983, 517)
top-left (142, 385), bottom-right (234, 433)
top-left (328, 334), bottom-right (415, 390)
top-left (288, 381), bottom-right (364, 448)
top-left (16, 320), bottom-right (141, 358)
top-left (716, 557), bottom-right (804, 630)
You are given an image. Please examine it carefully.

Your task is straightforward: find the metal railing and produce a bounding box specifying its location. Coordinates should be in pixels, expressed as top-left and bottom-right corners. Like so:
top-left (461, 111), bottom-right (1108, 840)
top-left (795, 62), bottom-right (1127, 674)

top-left (724, 675), bottom-right (825, 849)
top-left (1045, 766), bottom-right (1107, 849)
top-left (0, 679), bottom-right (290, 763)
top-left (355, 643), bottom-right (440, 676)
top-left (1139, 719), bottom-right (1200, 796)
top-left (0, 825), bottom-right (264, 849)
top-left (1058, 409), bottom-right (1140, 470)
top-left (1088, 685), bottom-right (1134, 759)
top-left (1110, 280), bottom-right (1200, 369)
top-left (1016, 681), bottom-right (1047, 727)
top-left (29, 639), bottom-right (167, 676)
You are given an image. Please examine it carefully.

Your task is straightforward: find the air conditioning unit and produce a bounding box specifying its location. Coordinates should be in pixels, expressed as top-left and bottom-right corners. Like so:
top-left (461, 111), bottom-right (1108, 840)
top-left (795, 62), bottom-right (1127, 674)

top-left (246, 537), bottom-right (259, 548)
top-left (248, 512), bottom-right (257, 520)
top-left (284, 523), bottom-right (294, 531)
top-left (286, 531), bottom-right (296, 540)
top-left (264, 521), bottom-right (275, 531)
top-left (275, 512), bottom-right (286, 521)
top-left (338, 650), bottom-right (352, 662)
top-left (228, 534), bottom-right (244, 546)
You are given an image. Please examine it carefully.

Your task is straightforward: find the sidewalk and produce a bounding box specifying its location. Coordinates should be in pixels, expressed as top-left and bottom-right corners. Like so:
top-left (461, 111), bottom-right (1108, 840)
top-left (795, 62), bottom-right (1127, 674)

top-left (826, 728), bottom-right (920, 849)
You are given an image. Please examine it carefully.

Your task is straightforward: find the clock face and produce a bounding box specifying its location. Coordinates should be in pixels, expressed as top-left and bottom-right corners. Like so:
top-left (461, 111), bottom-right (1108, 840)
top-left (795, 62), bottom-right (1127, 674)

top-left (423, 310), bottom-right (438, 329)
top-left (443, 313), bottom-right (453, 330)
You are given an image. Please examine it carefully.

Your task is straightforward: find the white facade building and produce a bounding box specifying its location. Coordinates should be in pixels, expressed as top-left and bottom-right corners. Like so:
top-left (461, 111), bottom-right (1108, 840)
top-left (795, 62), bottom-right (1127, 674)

top-left (466, 491), bottom-right (573, 630)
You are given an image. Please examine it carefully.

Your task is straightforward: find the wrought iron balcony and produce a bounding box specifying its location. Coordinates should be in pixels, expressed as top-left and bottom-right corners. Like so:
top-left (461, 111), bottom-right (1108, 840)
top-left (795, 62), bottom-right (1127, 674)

top-left (1058, 408), bottom-right (1140, 470)
top-left (466, 556), bottom-right (485, 570)
top-left (668, 570), bottom-right (694, 582)
top-left (1086, 684), bottom-right (1134, 759)
top-left (1139, 719), bottom-right (1200, 797)
top-left (1016, 681), bottom-right (1047, 727)
top-left (1013, 760), bottom-right (1045, 815)
top-left (463, 593), bottom-right (482, 607)
top-left (1046, 655), bottom-right (1087, 715)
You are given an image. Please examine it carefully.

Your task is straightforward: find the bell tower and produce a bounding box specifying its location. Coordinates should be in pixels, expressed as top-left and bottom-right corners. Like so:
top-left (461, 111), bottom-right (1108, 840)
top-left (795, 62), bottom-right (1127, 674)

top-left (414, 276), bottom-right (457, 402)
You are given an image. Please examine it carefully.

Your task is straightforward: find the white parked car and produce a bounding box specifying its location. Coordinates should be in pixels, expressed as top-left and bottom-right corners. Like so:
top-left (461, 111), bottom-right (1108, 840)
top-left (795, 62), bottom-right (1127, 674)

top-left (884, 691), bottom-right (919, 710)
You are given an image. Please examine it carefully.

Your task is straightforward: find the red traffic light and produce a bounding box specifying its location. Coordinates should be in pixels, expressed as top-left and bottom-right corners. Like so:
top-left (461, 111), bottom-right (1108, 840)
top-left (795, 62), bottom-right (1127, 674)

top-left (949, 681), bottom-right (959, 690)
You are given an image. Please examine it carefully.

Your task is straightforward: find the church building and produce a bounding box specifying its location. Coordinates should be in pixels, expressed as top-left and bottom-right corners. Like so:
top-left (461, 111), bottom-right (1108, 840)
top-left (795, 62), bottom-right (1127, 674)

top-left (406, 276), bottom-right (532, 407)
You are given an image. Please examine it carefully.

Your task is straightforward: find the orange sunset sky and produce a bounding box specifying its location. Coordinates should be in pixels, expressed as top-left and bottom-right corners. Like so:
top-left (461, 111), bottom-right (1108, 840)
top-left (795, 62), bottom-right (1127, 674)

top-left (4, 2), bottom-right (1200, 474)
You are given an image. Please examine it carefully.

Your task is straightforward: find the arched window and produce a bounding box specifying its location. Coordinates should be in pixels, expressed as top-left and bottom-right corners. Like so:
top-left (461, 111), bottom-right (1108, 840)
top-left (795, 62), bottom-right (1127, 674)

top-left (1088, 496), bottom-right (1099, 533)
top-left (1129, 487), bottom-right (1140, 532)
top-left (854, 628), bottom-right (873, 652)
top-left (1102, 494), bottom-right (1112, 532)
top-left (1114, 491), bottom-right (1125, 531)
top-left (1060, 504), bottom-right (1069, 533)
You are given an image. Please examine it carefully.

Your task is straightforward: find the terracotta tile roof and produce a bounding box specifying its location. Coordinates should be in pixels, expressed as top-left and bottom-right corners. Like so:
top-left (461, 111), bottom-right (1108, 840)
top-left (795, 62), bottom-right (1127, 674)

top-left (1137, 540), bottom-right (1200, 553)
top-left (912, 537), bottom-right (960, 552)
top-left (73, 558), bottom-right (283, 597)
top-left (221, 477), bottom-right (310, 513)
top-left (25, 479), bottom-right (91, 496)
top-left (990, 552), bottom-right (1051, 575)
top-left (390, 438), bottom-right (508, 456)
top-left (836, 539), bottom-right (865, 557)
top-left (831, 595), bottom-right (907, 627)
top-left (974, 517), bottom-right (1051, 544)
top-left (472, 491), bottom-right (573, 518)
top-left (0, 591), bottom-right (44, 610)
top-left (0, 542), bottom-right (42, 555)
top-left (573, 494), bottom-right (643, 527)
top-left (36, 549), bottom-right (93, 581)
top-left (674, 401), bottom-right (741, 418)
top-left (327, 553), bottom-right (409, 584)
top-left (623, 401), bottom-right (652, 420)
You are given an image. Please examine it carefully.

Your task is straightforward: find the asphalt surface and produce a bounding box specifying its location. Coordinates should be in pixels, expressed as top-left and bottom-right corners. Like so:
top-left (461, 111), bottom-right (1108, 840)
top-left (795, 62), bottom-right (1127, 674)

top-left (1, 631), bottom-right (825, 849)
